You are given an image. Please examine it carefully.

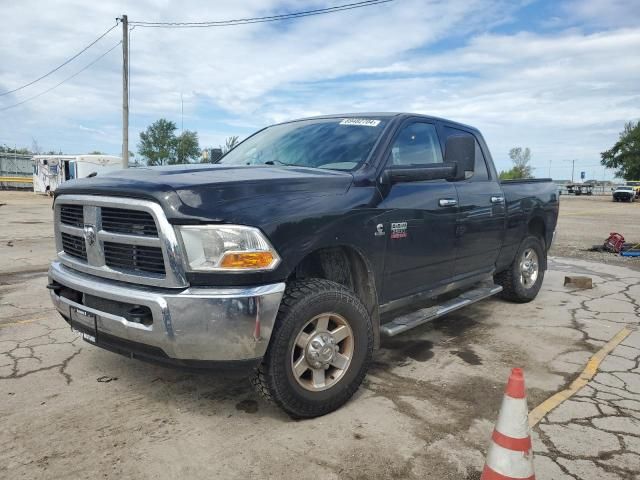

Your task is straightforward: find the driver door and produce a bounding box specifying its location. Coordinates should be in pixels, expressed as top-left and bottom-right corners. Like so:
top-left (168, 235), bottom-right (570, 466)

top-left (377, 121), bottom-right (459, 303)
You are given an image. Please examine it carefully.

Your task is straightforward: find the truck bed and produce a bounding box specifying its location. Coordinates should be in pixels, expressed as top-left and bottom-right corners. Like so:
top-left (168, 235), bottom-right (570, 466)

top-left (500, 178), bottom-right (553, 184)
top-left (496, 178), bottom-right (559, 271)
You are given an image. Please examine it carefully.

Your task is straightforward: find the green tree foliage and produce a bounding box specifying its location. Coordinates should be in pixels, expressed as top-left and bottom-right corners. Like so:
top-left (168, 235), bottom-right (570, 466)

top-left (138, 119), bottom-right (178, 166)
top-left (0, 144), bottom-right (31, 154)
top-left (601, 121), bottom-right (640, 180)
top-left (138, 118), bottom-right (200, 166)
top-left (175, 130), bottom-right (201, 164)
top-left (221, 135), bottom-right (240, 154)
top-left (499, 147), bottom-right (533, 179)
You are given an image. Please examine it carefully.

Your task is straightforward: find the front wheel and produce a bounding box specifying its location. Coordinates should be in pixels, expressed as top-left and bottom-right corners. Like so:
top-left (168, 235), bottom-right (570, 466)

top-left (495, 235), bottom-right (545, 303)
top-left (253, 279), bottom-right (373, 418)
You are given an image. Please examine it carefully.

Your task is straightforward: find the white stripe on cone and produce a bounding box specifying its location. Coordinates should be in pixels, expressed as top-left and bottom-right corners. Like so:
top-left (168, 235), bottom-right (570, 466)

top-left (485, 443), bottom-right (535, 479)
top-left (495, 396), bottom-right (530, 439)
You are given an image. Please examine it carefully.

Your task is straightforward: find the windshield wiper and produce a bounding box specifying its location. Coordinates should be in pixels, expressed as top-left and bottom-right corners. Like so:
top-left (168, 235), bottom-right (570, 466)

top-left (264, 159), bottom-right (297, 167)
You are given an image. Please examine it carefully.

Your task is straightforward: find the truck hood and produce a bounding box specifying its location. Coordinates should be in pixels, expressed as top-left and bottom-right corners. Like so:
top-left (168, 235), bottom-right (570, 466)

top-left (55, 164), bottom-right (354, 224)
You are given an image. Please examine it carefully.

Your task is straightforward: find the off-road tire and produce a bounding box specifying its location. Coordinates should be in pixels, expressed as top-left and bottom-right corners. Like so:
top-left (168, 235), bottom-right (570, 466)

top-left (495, 235), bottom-right (546, 303)
top-left (252, 278), bottom-right (373, 419)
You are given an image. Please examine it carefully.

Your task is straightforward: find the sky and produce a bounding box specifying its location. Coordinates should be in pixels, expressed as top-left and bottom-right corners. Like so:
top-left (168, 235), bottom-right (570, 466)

top-left (1, 0), bottom-right (639, 180)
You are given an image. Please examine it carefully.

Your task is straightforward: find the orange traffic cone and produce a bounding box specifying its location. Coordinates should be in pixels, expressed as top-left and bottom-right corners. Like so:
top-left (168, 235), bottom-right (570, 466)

top-left (481, 368), bottom-right (535, 480)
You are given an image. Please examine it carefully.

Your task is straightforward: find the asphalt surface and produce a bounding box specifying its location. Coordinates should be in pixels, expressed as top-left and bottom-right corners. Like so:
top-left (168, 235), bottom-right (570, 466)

top-left (1, 191), bottom-right (639, 479)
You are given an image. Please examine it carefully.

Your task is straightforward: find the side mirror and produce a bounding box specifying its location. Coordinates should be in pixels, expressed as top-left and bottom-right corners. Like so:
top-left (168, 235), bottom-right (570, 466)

top-left (444, 135), bottom-right (475, 180)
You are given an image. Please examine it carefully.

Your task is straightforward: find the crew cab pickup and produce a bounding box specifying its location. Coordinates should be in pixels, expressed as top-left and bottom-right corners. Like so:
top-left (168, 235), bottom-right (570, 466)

top-left (48, 113), bottom-right (559, 418)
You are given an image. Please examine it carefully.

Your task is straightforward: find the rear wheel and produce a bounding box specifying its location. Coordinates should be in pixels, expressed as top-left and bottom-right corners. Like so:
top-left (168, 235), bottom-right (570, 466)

top-left (495, 235), bottom-right (545, 303)
top-left (253, 279), bottom-right (373, 418)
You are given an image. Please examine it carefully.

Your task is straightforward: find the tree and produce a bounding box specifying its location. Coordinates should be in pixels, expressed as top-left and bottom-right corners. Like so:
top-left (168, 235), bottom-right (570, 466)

top-left (221, 135), bottom-right (240, 154)
top-left (175, 130), bottom-right (201, 164)
top-left (499, 147), bottom-right (533, 179)
top-left (138, 119), bottom-right (177, 166)
top-left (601, 121), bottom-right (640, 180)
top-left (88, 150), bottom-right (105, 155)
top-left (0, 144), bottom-right (31, 154)
top-left (138, 119), bottom-right (201, 165)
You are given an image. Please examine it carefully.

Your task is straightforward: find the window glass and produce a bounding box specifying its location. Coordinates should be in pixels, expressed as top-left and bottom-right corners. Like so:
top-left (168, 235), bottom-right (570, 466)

top-left (218, 118), bottom-right (387, 171)
top-left (390, 123), bottom-right (442, 166)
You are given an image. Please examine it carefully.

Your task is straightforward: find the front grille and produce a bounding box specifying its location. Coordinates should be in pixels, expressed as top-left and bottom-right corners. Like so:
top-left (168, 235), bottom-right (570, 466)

top-left (55, 196), bottom-right (184, 287)
top-left (104, 242), bottom-right (166, 275)
top-left (101, 208), bottom-right (158, 236)
top-left (60, 205), bottom-right (84, 227)
top-left (61, 232), bottom-right (86, 260)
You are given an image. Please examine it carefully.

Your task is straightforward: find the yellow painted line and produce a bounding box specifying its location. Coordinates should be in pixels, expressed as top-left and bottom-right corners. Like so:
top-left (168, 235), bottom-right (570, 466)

top-left (0, 176), bottom-right (32, 183)
top-left (0, 317), bottom-right (47, 328)
top-left (529, 326), bottom-right (633, 427)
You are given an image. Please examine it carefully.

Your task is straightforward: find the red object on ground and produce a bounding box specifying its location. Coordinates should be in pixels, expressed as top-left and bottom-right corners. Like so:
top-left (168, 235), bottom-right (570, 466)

top-left (604, 232), bottom-right (625, 253)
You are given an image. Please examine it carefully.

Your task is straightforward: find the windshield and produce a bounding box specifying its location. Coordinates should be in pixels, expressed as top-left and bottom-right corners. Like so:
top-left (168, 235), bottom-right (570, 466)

top-left (619, 187), bottom-right (633, 191)
top-left (217, 117), bottom-right (388, 171)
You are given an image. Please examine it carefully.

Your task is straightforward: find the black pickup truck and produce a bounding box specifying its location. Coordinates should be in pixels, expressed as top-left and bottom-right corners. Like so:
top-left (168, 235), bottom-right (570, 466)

top-left (48, 113), bottom-right (559, 418)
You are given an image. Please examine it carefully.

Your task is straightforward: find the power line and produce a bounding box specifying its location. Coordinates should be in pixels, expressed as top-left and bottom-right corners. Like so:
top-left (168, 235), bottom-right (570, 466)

top-left (0, 41), bottom-right (122, 112)
top-left (0, 22), bottom-right (120, 97)
top-left (130, 0), bottom-right (393, 28)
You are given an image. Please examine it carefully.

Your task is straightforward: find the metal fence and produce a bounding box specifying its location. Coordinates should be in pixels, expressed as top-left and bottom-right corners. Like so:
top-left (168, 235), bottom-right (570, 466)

top-left (0, 153), bottom-right (33, 190)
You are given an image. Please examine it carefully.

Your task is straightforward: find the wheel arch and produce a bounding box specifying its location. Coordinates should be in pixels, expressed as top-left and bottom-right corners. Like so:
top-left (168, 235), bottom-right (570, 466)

top-left (527, 215), bottom-right (547, 269)
top-left (288, 245), bottom-right (381, 348)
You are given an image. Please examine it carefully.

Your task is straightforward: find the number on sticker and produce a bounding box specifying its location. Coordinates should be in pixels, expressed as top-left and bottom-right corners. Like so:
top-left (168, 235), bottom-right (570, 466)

top-left (339, 118), bottom-right (381, 127)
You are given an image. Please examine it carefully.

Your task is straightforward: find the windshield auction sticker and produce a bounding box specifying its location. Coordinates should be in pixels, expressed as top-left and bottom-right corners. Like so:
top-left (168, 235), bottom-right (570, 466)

top-left (339, 118), bottom-right (381, 127)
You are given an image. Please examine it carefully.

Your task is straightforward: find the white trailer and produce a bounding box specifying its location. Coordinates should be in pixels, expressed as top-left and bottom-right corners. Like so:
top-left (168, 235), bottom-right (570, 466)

top-left (33, 155), bottom-right (122, 194)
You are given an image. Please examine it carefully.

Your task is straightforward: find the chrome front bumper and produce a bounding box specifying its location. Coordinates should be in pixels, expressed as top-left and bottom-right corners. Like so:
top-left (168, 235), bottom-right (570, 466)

top-left (48, 261), bottom-right (285, 363)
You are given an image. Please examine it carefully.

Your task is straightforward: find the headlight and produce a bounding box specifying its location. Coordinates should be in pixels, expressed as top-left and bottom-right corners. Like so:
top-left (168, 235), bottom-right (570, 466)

top-left (176, 225), bottom-right (280, 272)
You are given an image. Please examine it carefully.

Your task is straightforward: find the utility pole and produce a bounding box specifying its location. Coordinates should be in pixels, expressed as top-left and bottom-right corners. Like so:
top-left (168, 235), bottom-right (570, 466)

top-left (121, 14), bottom-right (129, 168)
top-left (571, 159), bottom-right (575, 183)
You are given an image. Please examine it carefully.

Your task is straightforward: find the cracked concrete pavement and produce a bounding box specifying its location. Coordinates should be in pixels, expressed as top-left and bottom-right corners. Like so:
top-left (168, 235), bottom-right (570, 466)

top-left (536, 329), bottom-right (640, 479)
top-left (1, 192), bottom-right (640, 479)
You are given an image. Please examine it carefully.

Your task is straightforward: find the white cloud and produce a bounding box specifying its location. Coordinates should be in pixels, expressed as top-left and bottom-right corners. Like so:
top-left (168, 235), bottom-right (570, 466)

top-left (563, 0), bottom-right (640, 28)
top-left (0, 0), bottom-right (639, 181)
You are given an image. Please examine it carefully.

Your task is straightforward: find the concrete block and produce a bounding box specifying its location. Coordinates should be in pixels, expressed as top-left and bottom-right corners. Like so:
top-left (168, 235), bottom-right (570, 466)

top-left (564, 276), bottom-right (593, 289)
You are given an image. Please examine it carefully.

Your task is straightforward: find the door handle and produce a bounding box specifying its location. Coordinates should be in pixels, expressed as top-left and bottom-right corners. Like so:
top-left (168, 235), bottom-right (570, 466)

top-left (490, 196), bottom-right (504, 204)
top-left (439, 198), bottom-right (457, 207)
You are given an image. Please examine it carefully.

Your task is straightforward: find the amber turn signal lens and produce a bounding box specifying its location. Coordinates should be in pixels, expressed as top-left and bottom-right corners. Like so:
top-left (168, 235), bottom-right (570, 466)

top-left (219, 251), bottom-right (275, 269)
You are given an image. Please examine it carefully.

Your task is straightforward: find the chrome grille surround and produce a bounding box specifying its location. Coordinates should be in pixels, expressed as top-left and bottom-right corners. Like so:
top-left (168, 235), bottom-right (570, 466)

top-left (54, 195), bottom-right (188, 288)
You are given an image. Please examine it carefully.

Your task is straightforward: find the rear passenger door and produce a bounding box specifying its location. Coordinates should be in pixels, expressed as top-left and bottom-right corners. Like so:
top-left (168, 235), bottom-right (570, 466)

top-left (441, 126), bottom-right (506, 279)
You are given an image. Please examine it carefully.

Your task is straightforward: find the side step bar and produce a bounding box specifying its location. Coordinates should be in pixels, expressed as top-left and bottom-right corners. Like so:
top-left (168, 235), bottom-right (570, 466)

top-left (380, 284), bottom-right (503, 337)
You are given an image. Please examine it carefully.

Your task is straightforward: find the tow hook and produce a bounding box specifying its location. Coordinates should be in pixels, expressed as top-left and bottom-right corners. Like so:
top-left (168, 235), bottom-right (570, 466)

top-left (46, 283), bottom-right (62, 294)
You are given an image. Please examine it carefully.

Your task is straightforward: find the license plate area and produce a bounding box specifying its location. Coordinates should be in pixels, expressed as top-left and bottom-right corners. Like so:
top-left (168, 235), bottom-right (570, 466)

top-left (70, 307), bottom-right (97, 344)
